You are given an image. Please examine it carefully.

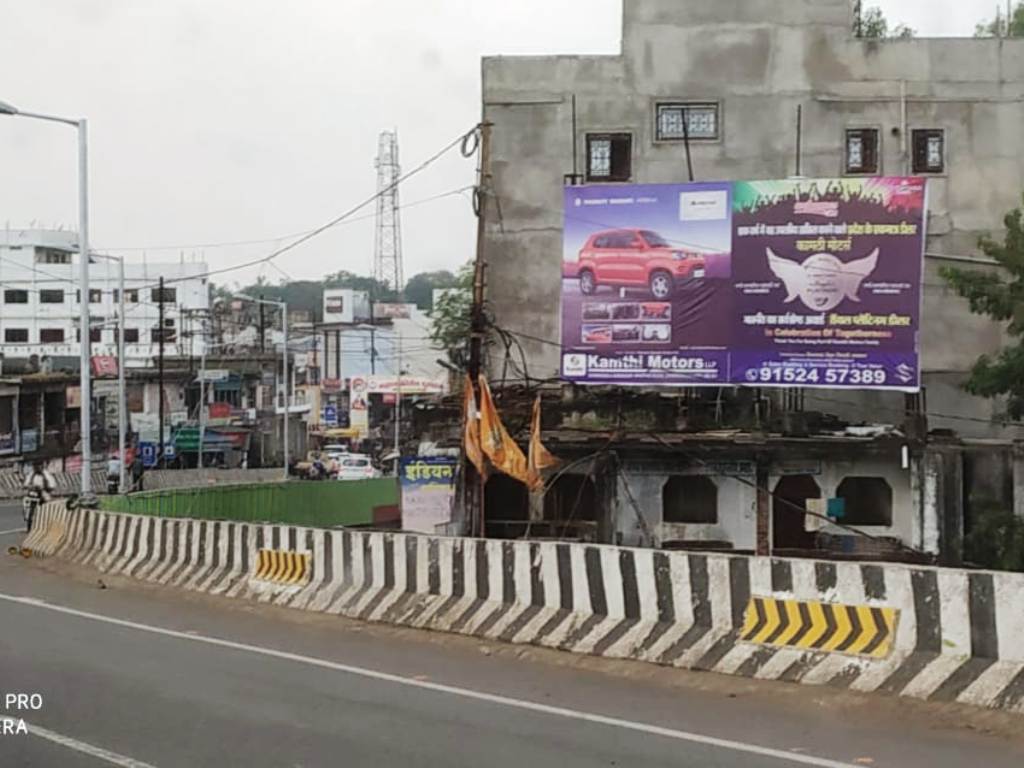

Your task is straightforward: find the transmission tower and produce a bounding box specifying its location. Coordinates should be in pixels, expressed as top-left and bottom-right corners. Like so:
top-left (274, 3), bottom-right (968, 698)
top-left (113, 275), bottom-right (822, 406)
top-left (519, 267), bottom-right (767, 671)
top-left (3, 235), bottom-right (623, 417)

top-left (373, 130), bottom-right (404, 294)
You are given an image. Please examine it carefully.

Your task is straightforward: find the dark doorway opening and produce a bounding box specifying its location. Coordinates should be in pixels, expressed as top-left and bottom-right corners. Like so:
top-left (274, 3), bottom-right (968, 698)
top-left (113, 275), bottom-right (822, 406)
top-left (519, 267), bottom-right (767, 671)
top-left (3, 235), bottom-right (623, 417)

top-left (773, 474), bottom-right (821, 550)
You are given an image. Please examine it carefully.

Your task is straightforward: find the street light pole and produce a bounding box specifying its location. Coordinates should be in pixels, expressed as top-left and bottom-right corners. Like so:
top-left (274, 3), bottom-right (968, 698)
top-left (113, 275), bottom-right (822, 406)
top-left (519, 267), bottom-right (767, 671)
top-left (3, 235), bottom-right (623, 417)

top-left (282, 305), bottom-right (289, 481)
top-left (91, 252), bottom-right (127, 494)
top-left (116, 254), bottom-right (126, 493)
top-left (0, 99), bottom-right (93, 499)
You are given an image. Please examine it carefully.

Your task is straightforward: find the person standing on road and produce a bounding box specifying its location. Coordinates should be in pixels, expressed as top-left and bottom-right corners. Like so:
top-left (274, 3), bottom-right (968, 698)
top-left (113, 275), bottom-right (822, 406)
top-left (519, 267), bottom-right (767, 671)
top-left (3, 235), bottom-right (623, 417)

top-left (22, 461), bottom-right (55, 532)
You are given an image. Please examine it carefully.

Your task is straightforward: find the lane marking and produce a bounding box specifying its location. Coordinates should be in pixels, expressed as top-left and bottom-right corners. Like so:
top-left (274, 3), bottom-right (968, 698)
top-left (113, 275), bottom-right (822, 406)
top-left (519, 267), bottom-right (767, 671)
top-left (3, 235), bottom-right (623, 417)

top-left (0, 528), bottom-right (25, 536)
top-left (1, 717), bottom-right (157, 767)
top-left (0, 592), bottom-right (854, 768)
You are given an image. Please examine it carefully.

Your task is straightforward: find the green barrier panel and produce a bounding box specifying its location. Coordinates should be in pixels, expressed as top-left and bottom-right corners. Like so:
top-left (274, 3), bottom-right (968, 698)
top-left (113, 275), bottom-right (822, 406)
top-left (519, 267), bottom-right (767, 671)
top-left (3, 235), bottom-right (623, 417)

top-left (99, 478), bottom-right (399, 528)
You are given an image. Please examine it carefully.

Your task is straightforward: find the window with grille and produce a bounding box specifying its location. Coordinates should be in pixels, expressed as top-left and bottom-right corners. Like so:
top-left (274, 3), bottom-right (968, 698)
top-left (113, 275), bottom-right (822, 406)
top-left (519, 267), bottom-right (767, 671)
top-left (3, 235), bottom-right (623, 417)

top-left (845, 128), bottom-right (880, 174)
top-left (76, 328), bottom-right (102, 343)
top-left (4, 328), bottom-right (28, 342)
top-left (40, 328), bottom-right (65, 343)
top-left (3, 290), bottom-right (28, 304)
top-left (40, 289), bottom-right (64, 304)
top-left (586, 133), bottom-right (632, 182)
top-left (912, 129), bottom-right (944, 173)
top-left (125, 328), bottom-right (140, 343)
top-left (656, 103), bottom-right (719, 141)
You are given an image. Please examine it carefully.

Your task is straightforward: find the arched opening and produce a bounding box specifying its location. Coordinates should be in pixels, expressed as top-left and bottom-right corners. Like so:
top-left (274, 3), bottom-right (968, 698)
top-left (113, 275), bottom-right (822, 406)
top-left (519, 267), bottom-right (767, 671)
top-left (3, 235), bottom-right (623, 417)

top-left (836, 476), bottom-right (893, 526)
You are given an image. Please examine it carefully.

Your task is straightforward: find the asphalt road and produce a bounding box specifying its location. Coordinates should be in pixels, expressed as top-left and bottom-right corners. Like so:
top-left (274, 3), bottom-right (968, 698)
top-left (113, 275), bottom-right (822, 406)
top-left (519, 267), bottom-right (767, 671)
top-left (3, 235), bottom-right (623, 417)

top-left (1, 517), bottom-right (1022, 767)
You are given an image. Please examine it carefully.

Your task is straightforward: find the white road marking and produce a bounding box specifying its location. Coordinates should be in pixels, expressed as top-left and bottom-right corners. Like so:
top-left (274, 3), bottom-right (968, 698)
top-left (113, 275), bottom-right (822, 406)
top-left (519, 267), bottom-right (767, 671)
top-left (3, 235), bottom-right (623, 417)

top-left (0, 528), bottom-right (25, 536)
top-left (1, 717), bottom-right (157, 767)
top-left (0, 592), bottom-right (854, 768)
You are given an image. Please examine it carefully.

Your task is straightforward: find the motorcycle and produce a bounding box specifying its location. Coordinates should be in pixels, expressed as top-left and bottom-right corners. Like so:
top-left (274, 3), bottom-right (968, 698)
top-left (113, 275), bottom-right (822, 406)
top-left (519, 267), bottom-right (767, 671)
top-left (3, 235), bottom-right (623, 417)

top-left (22, 488), bottom-right (44, 533)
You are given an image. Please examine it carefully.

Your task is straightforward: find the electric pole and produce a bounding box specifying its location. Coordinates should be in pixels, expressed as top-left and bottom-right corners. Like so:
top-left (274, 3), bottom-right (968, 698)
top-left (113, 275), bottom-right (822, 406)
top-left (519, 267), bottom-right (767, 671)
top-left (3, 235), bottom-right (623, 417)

top-left (259, 293), bottom-right (266, 353)
top-left (467, 122), bottom-right (491, 537)
top-left (158, 276), bottom-right (165, 467)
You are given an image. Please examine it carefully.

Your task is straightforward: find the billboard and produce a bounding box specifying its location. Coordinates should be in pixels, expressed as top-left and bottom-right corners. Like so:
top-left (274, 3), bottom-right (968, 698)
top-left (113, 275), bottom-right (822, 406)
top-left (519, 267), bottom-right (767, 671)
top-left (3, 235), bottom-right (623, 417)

top-left (323, 289), bottom-right (370, 325)
top-left (561, 178), bottom-right (926, 391)
top-left (400, 456), bottom-right (456, 534)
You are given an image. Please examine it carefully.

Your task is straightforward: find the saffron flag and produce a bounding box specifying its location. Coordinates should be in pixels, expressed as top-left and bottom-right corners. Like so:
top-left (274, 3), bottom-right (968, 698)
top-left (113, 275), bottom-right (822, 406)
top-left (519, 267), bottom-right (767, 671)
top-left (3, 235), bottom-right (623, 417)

top-left (477, 375), bottom-right (529, 484)
top-left (463, 377), bottom-right (487, 479)
top-left (527, 395), bottom-right (559, 492)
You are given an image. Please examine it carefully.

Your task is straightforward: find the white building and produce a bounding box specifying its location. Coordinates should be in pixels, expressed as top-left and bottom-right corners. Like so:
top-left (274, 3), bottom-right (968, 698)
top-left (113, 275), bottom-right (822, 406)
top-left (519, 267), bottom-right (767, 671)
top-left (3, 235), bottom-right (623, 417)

top-left (0, 229), bottom-right (209, 369)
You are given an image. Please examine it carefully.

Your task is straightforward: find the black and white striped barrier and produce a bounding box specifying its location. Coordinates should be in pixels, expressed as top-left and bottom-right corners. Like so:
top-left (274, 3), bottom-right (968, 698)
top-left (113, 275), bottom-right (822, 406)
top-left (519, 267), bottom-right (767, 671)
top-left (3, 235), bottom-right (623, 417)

top-left (23, 507), bottom-right (1024, 715)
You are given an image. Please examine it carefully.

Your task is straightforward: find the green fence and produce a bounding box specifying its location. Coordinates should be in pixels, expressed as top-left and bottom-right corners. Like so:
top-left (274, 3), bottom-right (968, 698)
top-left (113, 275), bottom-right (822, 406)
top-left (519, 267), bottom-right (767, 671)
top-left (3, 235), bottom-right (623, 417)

top-left (100, 479), bottom-right (400, 528)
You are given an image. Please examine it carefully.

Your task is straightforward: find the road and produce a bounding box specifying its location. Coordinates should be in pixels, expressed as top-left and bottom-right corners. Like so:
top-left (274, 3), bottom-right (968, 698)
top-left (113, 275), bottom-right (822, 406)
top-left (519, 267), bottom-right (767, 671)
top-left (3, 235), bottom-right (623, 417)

top-left (1, 506), bottom-right (1022, 767)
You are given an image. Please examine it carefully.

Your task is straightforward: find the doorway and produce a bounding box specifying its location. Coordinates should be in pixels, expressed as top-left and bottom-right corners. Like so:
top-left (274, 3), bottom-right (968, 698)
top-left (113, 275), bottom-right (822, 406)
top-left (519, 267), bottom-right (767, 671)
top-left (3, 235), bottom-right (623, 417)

top-left (772, 474), bottom-right (821, 551)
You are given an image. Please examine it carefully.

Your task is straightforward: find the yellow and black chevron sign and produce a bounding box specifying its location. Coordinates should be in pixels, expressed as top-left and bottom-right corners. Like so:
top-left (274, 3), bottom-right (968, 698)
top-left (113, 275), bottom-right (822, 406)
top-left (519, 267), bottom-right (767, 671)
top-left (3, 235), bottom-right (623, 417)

top-left (254, 549), bottom-right (311, 586)
top-left (740, 596), bottom-right (898, 659)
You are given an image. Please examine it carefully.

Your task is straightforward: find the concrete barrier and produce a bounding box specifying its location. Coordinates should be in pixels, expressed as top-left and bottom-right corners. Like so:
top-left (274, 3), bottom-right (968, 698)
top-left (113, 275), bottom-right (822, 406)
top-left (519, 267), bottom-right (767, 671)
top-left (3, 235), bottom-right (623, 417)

top-left (13, 501), bottom-right (69, 557)
top-left (0, 468), bottom-right (106, 499)
top-left (25, 507), bottom-right (1024, 715)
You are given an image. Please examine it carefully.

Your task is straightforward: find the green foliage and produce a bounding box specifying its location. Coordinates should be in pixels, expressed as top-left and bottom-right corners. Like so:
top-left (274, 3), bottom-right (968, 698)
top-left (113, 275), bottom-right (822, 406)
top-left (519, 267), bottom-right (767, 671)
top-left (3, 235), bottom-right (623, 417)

top-left (428, 263), bottom-right (473, 365)
top-left (404, 270), bottom-right (458, 310)
top-left (941, 194), bottom-right (1024, 419)
top-left (964, 500), bottom-right (1024, 572)
top-left (976, 2), bottom-right (1024, 37)
top-left (856, 5), bottom-right (915, 39)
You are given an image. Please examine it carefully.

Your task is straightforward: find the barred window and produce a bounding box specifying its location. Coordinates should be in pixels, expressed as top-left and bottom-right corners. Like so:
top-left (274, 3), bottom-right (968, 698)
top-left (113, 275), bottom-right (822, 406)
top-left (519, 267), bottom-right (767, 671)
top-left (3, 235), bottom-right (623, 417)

top-left (656, 103), bottom-right (719, 141)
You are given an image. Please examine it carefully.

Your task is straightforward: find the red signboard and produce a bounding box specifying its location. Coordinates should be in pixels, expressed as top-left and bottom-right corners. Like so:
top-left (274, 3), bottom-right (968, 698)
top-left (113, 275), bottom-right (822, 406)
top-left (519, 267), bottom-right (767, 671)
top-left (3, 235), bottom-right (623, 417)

top-left (91, 356), bottom-right (119, 377)
top-left (208, 402), bottom-right (232, 420)
top-left (321, 378), bottom-right (342, 393)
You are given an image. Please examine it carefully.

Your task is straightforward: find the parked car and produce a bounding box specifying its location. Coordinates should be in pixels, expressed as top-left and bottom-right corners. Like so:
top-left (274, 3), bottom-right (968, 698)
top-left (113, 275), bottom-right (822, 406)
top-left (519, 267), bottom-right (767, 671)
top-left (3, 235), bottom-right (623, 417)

top-left (574, 228), bottom-right (708, 299)
top-left (336, 455), bottom-right (380, 481)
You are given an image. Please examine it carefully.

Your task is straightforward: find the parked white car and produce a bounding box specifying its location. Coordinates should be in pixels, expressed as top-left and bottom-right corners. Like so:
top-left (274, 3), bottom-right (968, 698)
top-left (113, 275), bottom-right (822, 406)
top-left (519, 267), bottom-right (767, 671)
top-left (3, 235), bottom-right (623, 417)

top-left (335, 455), bottom-right (380, 481)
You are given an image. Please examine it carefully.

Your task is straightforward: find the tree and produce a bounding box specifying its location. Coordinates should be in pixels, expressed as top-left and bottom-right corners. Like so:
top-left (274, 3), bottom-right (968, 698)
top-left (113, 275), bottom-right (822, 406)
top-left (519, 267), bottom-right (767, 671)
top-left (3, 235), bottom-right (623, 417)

top-left (940, 193), bottom-right (1024, 418)
top-left (855, 4), bottom-right (916, 39)
top-left (404, 270), bottom-right (457, 311)
top-left (976, 2), bottom-right (1024, 36)
top-left (428, 263), bottom-right (473, 366)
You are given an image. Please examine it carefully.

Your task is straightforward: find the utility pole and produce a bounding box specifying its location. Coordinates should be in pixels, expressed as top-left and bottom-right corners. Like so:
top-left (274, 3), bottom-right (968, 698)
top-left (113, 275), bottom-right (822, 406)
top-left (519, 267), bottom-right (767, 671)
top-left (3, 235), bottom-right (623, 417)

top-left (259, 293), bottom-right (266, 353)
top-left (394, 331), bottom-right (402, 475)
top-left (116, 256), bottom-right (126, 493)
top-left (467, 121), bottom-right (491, 537)
top-left (198, 316), bottom-right (206, 471)
top-left (158, 276), bottom-right (165, 468)
top-left (369, 295), bottom-right (377, 375)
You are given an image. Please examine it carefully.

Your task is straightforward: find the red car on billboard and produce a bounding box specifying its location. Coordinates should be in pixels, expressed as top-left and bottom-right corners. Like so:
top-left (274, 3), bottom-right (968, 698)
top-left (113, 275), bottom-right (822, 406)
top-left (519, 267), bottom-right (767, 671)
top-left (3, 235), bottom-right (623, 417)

top-left (573, 228), bottom-right (707, 299)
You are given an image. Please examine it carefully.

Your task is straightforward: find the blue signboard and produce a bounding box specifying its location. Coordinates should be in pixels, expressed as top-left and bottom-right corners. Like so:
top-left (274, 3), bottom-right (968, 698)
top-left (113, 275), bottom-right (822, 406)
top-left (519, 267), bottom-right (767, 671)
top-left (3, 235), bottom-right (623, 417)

top-left (323, 405), bottom-right (338, 427)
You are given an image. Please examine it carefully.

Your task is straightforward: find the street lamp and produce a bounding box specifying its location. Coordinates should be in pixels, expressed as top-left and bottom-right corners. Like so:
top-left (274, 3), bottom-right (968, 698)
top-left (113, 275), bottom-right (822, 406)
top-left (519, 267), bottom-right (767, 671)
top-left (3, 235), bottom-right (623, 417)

top-left (0, 98), bottom-right (94, 499)
top-left (234, 294), bottom-right (289, 480)
top-left (91, 253), bottom-right (127, 494)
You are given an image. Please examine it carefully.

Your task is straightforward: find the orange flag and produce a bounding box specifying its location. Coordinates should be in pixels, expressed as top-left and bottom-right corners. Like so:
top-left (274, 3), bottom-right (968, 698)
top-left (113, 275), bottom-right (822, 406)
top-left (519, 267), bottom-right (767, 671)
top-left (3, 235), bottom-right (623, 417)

top-left (463, 377), bottom-right (487, 479)
top-left (477, 375), bottom-right (529, 484)
top-left (527, 395), bottom-right (559, 492)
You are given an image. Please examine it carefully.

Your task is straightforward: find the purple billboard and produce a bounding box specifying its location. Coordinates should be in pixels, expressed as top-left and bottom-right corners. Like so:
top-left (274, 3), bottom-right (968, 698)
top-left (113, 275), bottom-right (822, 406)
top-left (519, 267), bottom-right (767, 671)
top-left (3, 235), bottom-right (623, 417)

top-left (561, 178), bottom-right (926, 391)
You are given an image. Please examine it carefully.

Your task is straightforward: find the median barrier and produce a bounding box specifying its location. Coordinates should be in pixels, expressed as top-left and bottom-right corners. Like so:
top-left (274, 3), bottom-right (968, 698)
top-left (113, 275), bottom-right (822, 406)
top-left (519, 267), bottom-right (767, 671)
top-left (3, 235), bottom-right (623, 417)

top-left (20, 506), bottom-right (1024, 715)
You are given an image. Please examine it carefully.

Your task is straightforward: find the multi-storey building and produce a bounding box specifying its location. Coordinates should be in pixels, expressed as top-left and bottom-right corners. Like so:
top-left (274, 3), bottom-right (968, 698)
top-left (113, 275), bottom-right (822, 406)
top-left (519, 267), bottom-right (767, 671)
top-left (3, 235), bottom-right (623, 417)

top-left (0, 229), bottom-right (209, 370)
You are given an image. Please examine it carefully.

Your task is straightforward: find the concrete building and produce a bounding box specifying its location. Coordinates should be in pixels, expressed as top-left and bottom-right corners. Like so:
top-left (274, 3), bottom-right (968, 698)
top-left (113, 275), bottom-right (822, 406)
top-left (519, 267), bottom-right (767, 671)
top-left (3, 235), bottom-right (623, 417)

top-left (481, 0), bottom-right (1024, 439)
top-left (470, 0), bottom-right (1024, 561)
top-left (0, 229), bottom-right (209, 370)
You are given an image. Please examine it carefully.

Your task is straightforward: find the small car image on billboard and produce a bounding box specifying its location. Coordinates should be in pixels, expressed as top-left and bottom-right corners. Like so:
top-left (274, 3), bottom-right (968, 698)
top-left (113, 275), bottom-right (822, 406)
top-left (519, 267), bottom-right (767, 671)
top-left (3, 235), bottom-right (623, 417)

top-left (574, 228), bottom-right (709, 299)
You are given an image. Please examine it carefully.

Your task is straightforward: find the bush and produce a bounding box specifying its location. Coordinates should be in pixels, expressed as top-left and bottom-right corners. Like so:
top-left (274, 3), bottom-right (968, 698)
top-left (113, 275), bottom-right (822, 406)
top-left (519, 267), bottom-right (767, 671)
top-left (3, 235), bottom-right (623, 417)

top-left (964, 500), bottom-right (1024, 572)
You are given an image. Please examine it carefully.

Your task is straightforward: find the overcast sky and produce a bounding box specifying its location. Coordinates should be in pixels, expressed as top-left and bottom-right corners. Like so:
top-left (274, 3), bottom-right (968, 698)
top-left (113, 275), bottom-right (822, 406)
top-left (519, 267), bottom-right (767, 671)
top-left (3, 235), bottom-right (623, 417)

top-left (0, 1), bottom-right (986, 288)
